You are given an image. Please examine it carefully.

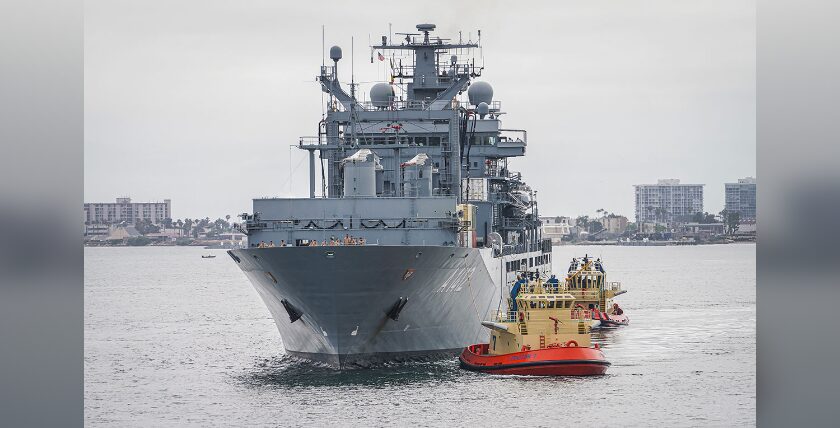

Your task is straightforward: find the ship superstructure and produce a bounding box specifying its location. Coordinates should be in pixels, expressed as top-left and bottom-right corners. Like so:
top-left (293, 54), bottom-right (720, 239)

top-left (229, 24), bottom-right (552, 368)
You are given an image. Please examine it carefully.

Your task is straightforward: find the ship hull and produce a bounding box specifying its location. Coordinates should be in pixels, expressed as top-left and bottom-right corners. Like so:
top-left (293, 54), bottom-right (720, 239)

top-left (230, 245), bottom-right (539, 368)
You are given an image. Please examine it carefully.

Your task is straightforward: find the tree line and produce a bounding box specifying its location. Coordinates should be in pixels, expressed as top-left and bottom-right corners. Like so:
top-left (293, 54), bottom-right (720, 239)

top-left (134, 215), bottom-right (235, 238)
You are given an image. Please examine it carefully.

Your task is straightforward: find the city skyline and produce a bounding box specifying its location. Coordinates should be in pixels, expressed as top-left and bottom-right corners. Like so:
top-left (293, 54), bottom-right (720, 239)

top-left (84, 1), bottom-right (755, 220)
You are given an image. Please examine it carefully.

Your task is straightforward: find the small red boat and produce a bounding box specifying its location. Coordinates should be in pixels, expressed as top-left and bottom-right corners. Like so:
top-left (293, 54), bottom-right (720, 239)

top-left (459, 342), bottom-right (610, 376)
top-left (600, 313), bottom-right (630, 327)
top-left (592, 308), bottom-right (630, 327)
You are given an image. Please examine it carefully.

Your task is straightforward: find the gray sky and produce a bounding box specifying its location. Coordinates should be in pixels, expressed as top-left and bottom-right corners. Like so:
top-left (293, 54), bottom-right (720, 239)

top-left (84, 0), bottom-right (755, 221)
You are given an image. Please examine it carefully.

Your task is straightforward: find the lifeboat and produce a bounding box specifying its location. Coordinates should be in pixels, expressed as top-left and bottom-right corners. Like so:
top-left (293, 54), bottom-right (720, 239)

top-left (592, 308), bottom-right (630, 327)
top-left (459, 278), bottom-right (610, 376)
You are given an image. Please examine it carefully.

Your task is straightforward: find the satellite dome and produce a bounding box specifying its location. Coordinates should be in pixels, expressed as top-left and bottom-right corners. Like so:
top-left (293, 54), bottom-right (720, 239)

top-left (370, 83), bottom-right (394, 108)
top-left (329, 45), bottom-right (342, 61)
top-left (468, 81), bottom-right (493, 106)
top-left (477, 102), bottom-right (490, 118)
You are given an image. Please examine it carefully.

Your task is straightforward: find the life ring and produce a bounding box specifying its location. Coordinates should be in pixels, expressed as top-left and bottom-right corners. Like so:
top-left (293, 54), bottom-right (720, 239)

top-left (565, 340), bottom-right (578, 347)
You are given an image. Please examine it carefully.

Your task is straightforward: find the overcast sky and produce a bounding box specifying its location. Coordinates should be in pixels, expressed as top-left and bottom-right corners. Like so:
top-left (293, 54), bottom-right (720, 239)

top-left (84, 0), bottom-right (755, 221)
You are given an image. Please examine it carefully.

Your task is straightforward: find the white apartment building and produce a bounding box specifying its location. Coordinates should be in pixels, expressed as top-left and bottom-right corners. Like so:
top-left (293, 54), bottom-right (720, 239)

top-left (634, 179), bottom-right (704, 224)
top-left (84, 197), bottom-right (171, 224)
top-left (725, 177), bottom-right (757, 220)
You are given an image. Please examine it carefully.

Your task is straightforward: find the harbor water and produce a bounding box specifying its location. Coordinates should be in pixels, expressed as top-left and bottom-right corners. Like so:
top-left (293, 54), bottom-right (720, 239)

top-left (85, 244), bottom-right (755, 426)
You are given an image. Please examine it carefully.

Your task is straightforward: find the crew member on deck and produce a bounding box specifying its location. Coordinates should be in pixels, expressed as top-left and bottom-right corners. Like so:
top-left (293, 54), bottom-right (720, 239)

top-left (612, 303), bottom-right (624, 315)
top-left (510, 274), bottom-right (526, 312)
top-left (547, 274), bottom-right (559, 293)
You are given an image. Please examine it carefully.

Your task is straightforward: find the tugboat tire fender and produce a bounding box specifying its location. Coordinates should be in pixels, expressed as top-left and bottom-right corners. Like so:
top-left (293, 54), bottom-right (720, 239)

top-left (565, 340), bottom-right (579, 347)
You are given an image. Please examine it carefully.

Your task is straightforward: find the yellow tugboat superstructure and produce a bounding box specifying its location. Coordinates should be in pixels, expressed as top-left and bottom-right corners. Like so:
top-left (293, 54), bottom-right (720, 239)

top-left (561, 255), bottom-right (629, 327)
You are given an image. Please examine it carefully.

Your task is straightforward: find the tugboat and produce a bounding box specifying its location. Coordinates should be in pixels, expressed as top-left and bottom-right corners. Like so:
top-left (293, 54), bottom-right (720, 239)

top-left (562, 255), bottom-right (628, 327)
top-left (459, 275), bottom-right (609, 376)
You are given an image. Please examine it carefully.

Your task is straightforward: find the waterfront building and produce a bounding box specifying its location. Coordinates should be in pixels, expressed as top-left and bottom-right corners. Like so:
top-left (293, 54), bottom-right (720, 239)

top-left (634, 179), bottom-right (704, 224)
top-left (725, 177), bottom-right (757, 220)
top-left (677, 222), bottom-right (726, 238)
top-left (599, 215), bottom-right (629, 234)
top-left (84, 197), bottom-right (171, 225)
top-left (540, 216), bottom-right (574, 244)
top-left (84, 223), bottom-right (110, 238)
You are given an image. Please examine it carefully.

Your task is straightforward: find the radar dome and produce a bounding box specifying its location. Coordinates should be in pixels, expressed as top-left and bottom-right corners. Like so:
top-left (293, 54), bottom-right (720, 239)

top-left (468, 81), bottom-right (493, 106)
top-left (370, 83), bottom-right (394, 108)
top-left (477, 102), bottom-right (490, 118)
top-left (329, 45), bottom-right (342, 61)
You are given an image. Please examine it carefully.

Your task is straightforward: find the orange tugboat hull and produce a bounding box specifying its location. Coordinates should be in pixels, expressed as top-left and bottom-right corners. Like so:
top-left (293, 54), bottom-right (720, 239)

top-left (459, 344), bottom-right (610, 376)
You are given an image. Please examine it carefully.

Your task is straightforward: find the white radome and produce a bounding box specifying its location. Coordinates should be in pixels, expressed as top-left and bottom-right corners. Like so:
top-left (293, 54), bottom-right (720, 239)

top-left (370, 83), bottom-right (395, 108)
top-left (468, 81), bottom-right (493, 106)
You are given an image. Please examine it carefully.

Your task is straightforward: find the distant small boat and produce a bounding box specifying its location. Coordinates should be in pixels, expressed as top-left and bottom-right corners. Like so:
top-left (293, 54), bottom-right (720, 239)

top-left (201, 255), bottom-right (216, 259)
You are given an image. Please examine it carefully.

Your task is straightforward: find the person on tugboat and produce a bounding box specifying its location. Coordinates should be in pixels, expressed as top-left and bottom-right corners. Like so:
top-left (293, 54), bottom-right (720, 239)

top-left (510, 274), bottom-right (527, 312)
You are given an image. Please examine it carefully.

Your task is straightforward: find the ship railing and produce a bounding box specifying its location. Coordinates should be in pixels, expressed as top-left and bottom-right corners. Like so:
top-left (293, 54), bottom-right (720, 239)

top-left (245, 217), bottom-right (458, 232)
top-left (354, 99), bottom-right (461, 111)
top-left (498, 129), bottom-right (527, 146)
top-left (298, 136), bottom-right (323, 146)
top-left (572, 290), bottom-right (602, 300)
top-left (498, 242), bottom-right (543, 256)
top-left (607, 281), bottom-right (622, 292)
top-left (388, 62), bottom-right (478, 80)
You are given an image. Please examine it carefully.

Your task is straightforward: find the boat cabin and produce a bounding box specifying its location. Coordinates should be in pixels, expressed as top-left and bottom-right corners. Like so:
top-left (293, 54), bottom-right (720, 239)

top-left (564, 257), bottom-right (624, 314)
top-left (488, 291), bottom-right (592, 355)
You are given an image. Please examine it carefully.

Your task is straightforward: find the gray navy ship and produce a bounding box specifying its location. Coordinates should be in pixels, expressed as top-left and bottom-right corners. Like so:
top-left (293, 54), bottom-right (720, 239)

top-left (229, 24), bottom-right (553, 368)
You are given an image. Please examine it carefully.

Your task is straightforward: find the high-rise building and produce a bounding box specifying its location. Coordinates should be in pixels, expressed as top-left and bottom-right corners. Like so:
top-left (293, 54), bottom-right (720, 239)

top-left (634, 179), bottom-right (704, 224)
top-left (84, 197), bottom-right (171, 224)
top-left (725, 177), bottom-right (756, 220)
